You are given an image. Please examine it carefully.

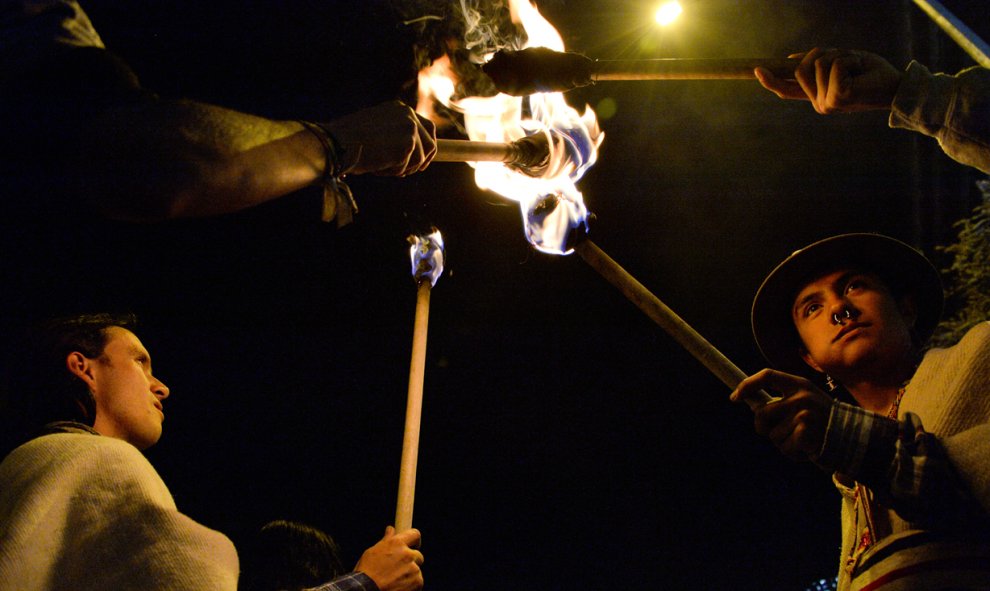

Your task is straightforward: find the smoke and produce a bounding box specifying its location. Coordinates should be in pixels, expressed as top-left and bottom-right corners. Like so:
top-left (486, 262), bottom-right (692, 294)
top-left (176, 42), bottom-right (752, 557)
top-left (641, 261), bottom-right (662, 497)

top-left (393, 0), bottom-right (526, 99)
top-left (457, 0), bottom-right (524, 62)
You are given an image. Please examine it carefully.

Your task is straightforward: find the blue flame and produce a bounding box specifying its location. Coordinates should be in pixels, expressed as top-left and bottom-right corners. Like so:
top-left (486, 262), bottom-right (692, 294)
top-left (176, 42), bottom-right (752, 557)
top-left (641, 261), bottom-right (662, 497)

top-left (408, 230), bottom-right (446, 286)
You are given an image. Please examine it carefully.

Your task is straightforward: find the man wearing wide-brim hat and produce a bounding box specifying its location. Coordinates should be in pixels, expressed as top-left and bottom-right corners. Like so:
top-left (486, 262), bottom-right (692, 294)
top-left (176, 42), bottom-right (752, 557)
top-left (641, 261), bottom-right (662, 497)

top-left (731, 233), bottom-right (990, 590)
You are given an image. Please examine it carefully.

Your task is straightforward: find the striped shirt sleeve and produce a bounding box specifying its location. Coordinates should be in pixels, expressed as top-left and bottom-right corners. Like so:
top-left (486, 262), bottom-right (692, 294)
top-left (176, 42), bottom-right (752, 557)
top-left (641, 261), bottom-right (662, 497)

top-left (305, 572), bottom-right (379, 591)
top-left (815, 400), bottom-right (898, 481)
top-left (816, 403), bottom-right (983, 525)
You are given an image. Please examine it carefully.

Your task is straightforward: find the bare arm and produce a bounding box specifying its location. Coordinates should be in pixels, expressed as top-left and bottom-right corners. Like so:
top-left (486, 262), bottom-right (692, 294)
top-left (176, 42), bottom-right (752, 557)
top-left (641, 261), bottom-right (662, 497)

top-left (76, 99), bottom-right (436, 222)
top-left (3, 0), bottom-right (436, 222)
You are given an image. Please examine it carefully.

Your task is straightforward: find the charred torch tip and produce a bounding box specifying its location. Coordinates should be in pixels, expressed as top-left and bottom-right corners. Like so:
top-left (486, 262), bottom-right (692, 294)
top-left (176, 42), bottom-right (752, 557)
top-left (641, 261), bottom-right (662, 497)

top-left (563, 211), bottom-right (593, 252)
top-left (524, 194), bottom-right (593, 255)
top-left (482, 47), bottom-right (594, 96)
top-left (506, 134), bottom-right (552, 178)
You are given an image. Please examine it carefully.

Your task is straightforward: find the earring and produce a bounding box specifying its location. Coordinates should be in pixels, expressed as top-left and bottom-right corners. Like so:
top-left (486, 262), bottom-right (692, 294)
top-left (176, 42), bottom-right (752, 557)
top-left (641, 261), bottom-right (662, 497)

top-left (825, 374), bottom-right (837, 392)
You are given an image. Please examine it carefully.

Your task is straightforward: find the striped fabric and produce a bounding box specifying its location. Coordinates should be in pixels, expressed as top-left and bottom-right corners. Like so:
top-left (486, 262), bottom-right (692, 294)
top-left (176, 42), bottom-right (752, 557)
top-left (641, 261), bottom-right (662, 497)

top-left (818, 402), bottom-right (898, 482)
top-left (305, 572), bottom-right (378, 591)
top-left (849, 530), bottom-right (990, 590)
top-left (828, 323), bottom-right (990, 590)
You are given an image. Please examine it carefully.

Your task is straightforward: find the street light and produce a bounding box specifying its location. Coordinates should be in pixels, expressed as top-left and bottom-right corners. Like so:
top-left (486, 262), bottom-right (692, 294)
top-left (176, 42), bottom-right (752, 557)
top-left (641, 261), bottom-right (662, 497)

top-left (655, 1), bottom-right (683, 26)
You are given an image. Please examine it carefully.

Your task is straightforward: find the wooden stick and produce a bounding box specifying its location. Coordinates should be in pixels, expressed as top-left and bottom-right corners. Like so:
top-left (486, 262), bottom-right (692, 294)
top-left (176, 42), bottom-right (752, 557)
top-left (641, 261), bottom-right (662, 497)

top-left (395, 280), bottom-right (432, 531)
top-left (482, 48), bottom-right (799, 95)
top-left (433, 136), bottom-right (552, 178)
top-left (913, 0), bottom-right (990, 68)
top-left (433, 139), bottom-right (517, 163)
top-left (592, 57), bottom-right (800, 81)
top-left (573, 240), bottom-right (773, 410)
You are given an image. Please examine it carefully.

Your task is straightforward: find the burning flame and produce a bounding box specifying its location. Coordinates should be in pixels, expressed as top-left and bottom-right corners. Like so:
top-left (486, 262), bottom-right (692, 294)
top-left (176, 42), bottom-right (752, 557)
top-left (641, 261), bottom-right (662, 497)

top-left (417, 0), bottom-right (603, 254)
top-left (409, 229), bottom-right (446, 287)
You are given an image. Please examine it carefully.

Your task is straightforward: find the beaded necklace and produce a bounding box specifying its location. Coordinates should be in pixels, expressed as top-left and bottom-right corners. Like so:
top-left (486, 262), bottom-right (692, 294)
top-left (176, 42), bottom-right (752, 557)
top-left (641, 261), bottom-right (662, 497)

top-left (886, 382), bottom-right (909, 419)
top-left (847, 375), bottom-right (913, 571)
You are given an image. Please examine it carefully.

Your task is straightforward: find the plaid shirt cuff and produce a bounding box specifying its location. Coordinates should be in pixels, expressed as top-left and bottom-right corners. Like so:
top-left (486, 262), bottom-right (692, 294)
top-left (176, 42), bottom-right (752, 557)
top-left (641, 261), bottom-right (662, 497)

top-left (305, 572), bottom-right (379, 591)
top-left (816, 400), bottom-right (898, 482)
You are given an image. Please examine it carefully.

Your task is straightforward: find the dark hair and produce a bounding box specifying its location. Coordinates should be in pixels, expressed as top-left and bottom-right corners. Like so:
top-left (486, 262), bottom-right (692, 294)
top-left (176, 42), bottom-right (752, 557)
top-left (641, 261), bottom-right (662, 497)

top-left (0, 313), bottom-right (138, 454)
top-left (239, 520), bottom-right (346, 591)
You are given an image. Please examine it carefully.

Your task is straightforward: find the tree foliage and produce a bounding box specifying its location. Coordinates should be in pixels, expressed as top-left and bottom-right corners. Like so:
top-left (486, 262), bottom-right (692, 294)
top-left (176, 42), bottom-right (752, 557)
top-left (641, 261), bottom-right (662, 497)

top-left (931, 179), bottom-right (990, 347)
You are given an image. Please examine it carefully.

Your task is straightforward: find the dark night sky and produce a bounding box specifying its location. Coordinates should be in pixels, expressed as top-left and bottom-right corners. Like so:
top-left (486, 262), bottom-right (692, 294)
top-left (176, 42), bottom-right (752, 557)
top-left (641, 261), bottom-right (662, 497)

top-left (5, 1), bottom-right (990, 590)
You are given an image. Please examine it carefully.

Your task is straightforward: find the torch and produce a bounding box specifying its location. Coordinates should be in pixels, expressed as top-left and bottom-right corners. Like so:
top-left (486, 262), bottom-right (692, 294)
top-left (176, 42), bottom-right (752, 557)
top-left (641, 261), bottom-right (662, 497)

top-left (434, 131), bottom-right (598, 181)
top-left (482, 47), bottom-right (800, 96)
top-left (434, 135), bottom-right (551, 177)
top-left (521, 195), bottom-right (774, 410)
top-left (572, 238), bottom-right (773, 410)
top-left (419, 0), bottom-right (775, 409)
top-left (395, 230), bottom-right (445, 532)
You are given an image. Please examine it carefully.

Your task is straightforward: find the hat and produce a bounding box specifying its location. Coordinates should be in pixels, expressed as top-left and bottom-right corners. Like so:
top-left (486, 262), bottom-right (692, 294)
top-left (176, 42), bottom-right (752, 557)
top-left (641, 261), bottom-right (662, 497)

top-left (751, 233), bottom-right (943, 377)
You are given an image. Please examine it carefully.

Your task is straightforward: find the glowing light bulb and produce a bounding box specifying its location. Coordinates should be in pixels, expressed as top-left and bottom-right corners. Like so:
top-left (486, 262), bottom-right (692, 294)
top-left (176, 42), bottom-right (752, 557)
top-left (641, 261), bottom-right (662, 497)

top-left (655, 1), bottom-right (683, 26)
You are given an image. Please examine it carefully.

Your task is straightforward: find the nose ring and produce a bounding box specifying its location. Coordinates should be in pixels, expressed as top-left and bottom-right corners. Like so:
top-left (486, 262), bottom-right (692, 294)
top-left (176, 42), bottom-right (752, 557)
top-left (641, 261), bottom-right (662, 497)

top-left (832, 309), bottom-right (852, 325)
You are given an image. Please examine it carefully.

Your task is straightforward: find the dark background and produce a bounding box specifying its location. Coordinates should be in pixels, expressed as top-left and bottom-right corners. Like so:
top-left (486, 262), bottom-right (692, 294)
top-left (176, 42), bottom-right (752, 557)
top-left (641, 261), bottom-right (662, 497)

top-left (8, 1), bottom-right (990, 589)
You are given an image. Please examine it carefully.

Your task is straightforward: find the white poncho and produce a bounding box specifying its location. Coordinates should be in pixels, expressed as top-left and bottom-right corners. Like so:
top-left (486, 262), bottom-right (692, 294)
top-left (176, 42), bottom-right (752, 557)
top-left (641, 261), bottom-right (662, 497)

top-left (0, 432), bottom-right (239, 590)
